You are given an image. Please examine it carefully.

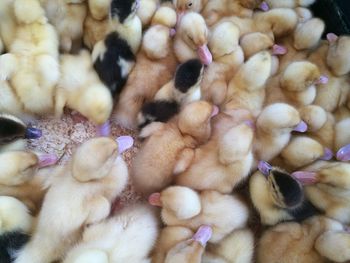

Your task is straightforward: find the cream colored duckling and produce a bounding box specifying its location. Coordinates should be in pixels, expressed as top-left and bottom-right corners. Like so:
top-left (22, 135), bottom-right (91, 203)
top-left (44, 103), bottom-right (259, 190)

top-left (164, 225), bottom-right (212, 263)
top-left (149, 187), bottom-right (249, 243)
top-left (223, 51), bottom-right (272, 116)
top-left (113, 24), bottom-right (177, 129)
top-left (250, 162), bottom-right (319, 225)
top-left (0, 0), bottom-right (17, 51)
top-left (308, 34), bottom-right (350, 112)
top-left (0, 196), bottom-right (33, 263)
top-left (207, 228), bottom-right (255, 263)
top-left (55, 50), bottom-right (113, 127)
top-left (334, 118), bottom-right (350, 161)
top-left (153, 226), bottom-right (194, 263)
top-left (131, 101), bottom-right (215, 195)
top-left (315, 229), bottom-right (350, 263)
top-left (0, 0), bottom-right (60, 116)
top-left (151, 5), bottom-right (177, 28)
top-left (137, 0), bottom-right (158, 27)
top-left (201, 21), bottom-right (244, 105)
top-left (254, 103), bottom-right (307, 162)
top-left (174, 12), bottom-right (212, 65)
top-left (14, 137), bottom-right (131, 263)
top-left (292, 161), bottom-right (350, 224)
top-left (175, 115), bottom-right (254, 194)
top-left (272, 136), bottom-right (333, 172)
top-left (201, 0), bottom-right (262, 26)
top-left (257, 215), bottom-right (344, 263)
top-left (63, 204), bottom-right (159, 263)
top-left (264, 0), bottom-right (315, 8)
top-left (39, 0), bottom-right (87, 52)
top-left (0, 150), bottom-right (58, 214)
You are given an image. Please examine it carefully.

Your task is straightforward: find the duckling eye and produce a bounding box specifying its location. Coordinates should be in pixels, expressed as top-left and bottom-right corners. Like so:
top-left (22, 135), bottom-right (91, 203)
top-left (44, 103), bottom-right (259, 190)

top-left (187, 2), bottom-right (193, 7)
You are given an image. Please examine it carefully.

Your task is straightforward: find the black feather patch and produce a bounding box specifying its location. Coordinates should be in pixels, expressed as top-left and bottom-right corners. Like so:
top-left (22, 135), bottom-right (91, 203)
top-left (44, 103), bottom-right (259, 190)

top-left (110, 0), bottom-right (136, 23)
top-left (272, 170), bottom-right (303, 207)
top-left (0, 231), bottom-right (30, 263)
top-left (0, 117), bottom-right (26, 145)
top-left (288, 199), bottom-right (322, 222)
top-left (93, 32), bottom-right (135, 97)
top-left (174, 59), bottom-right (203, 93)
top-left (139, 100), bottom-right (179, 128)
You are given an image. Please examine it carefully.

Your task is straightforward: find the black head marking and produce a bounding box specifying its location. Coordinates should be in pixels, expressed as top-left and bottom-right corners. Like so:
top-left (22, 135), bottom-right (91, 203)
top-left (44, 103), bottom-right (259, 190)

top-left (93, 32), bottom-right (135, 97)
top-left (272, 170), bottom-right (303, 208)
top-left (288, 199), bottom-right (322, 222)
top-left (174, 59), bottom-right (203, 93)
top-left (110, 0), bottom-right (137, 23)
top-left (0, 231), bottom-right (30, 262)
top-left (0, 117), bottom-right (26, 144)
top-left (139, 100), bottom-right (179, 128)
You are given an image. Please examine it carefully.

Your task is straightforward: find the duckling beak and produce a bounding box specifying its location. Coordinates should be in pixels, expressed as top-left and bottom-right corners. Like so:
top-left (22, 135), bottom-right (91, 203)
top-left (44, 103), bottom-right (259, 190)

top-left (259, 1), bottom-right (269, 11)
top-left (192, 225), bottom-right (212, 247)
top-left (336, 144), bottom-right (350, 161)
top-left (293, 121), bottom-right (308, 132)
top-left (272, 44), bottom-right (287, 55)
top-left (176, 11), bottom-right (185, 27)
top-left (319, 148), bottom-right (333, 161)
top-left (291, 171), bottom-right (318, 185)
top-left (314, 75), bottom-right (329, 85)
top-left (211, 105), bottom-right (219, 118)
top-left (148, 193), bottom-right (162, 207)
top-left (197, 44), bottom-right (212, 65)
top-left (36, 153), bottom-right (59, 168)
top-left (96, 121), bottom-right (111, 137)
top-left (116, 136), bottom-right (134, 154)
top-left (327, 33), bottom-right (338, 44)
top-left (25, 127), bottom-right (42, 139)
top-left (258, 161), bottom-right (272, 176)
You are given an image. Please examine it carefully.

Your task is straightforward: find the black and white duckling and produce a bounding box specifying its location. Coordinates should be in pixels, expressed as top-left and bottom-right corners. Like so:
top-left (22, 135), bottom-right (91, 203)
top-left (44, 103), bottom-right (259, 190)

top-left (92, 0), bottom-right (142, 98)
top-left (137, 58), bottom-right (204, 128)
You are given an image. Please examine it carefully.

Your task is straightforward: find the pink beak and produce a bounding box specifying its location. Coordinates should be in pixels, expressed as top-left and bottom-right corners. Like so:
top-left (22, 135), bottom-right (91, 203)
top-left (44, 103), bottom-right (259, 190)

top-left (96, 121), bottom-right (111, 137)
top-left (37, 153), bottom-right (59, 168)
top-left (327, 33), bottom-right (338, 44)
top-left (272, 44), bottom-right (287, 55)
top-left (211, 105), bottom-right (219, 117)
top-left (192, 225), bottom-right (212, 246)
top-left (293, 121), bottom-right (308, 133)
top-left (116, 136), bottom-right (134, 154)
top-left (291, 171), bottom-right (318, 185)
top-left (148, 193), bottom-right (162, 207)
top-left (176, 11), bottom-right (185, 27)
top-left (197, 45), bottom-right (212, 65)
top-left (315, 75), bottom-right (329, 85)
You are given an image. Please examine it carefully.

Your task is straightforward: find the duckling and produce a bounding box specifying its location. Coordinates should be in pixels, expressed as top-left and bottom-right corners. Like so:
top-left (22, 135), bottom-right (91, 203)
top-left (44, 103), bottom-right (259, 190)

top-left (293, 162), bottom-right (350, 224)
top-left (173, 0), bottom-right (207, 25)
top-left (55, 50), bottom-right (113, 135)
top-left (273, 136), bottom-right (333, 171)
top-left (14, 137), bottom-right (130, 263)
top-left (315, 229), bottom-right (350, 263)
top-left (201, 0), bottom-right (262, 26)
top-left (153, 226), bottom-right (194, 263)
top-left (164, 225), bottom-right (212, 263)
top-left (206, 228), bottom-right (254, 263)
top-left (113, 23), bottom-right (177, 129)
top-left (334, 118), bottom-right (350, 161)
top-left (249, 162), bottom-right (319, 225)
top-left (88, 0), bottom-right (111, 20)
top-left (308, 34), bottom-right (350, 112)
top-left (264, 0), bottom-right (315, 8)
top-left (0, 196), bottom-right (33, 263)
top-left (39, 0), bottom-right (87, 52)
top-left (150, 188), bottom-right (249, 243)
top-left (137, 59), bottom-right (204, 128)
top-left (175, 117), bottom-right (254, 194)
top-left (151, 5), bottom-right (177, 28)
top-left (137, 0), bottom-right (158, 27)
top-left (254, 103), bottom-right (307, 162)
top-left (174, 12), bottom-right (212, 65)
top-left (0, 150), bottom-right (58, 214)
top-left (92, 0), bottom-right (142, 98)
top-left (257, 215), bottom-right (344, 263)
top-left (223, 51), bottom-right (272, 116)
top-left (83, 12), bottom-right (109, 50)
top-left (0, 114), bottom-right (41, 152)
top-left (201, 21), bottom-right (244, 105)
top-left (0, 0), bottom-right (17, 51)
top-left (131, 101), bottom-right (215, 195)
top-left (63, 203), bottom-right (159, 263)
top-left (0, 0), bottom-right (60, 116)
